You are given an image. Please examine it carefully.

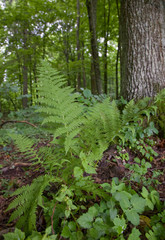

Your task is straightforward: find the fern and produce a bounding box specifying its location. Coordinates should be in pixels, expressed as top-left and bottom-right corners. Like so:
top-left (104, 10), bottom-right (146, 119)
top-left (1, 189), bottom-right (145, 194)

top-left (7, 61), bottom-right (162, 235)
top-left (8, 133), bottom-right (37, 161)
top-left (154, 88), bottom-right (165, 137)
top-left (81, 98), bottom-right (121, 152)
top-left (122, 97), bottom-right (156, 125)
top-left (6, 175), bottom-right (52, 234)
top-left (36, 61), bottom-right (84, 154)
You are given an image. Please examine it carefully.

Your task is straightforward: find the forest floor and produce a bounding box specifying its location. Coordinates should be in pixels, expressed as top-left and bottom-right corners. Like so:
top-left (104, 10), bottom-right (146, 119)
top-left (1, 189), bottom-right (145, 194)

top-left (0, 137), bottom-right (165, 238)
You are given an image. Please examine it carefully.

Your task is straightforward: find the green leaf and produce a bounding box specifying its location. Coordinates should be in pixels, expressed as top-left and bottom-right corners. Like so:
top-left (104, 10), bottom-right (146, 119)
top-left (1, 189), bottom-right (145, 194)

top-left (128, 228), bottom-right (141, 240)
top-left (83, 89), bottom-right (92, 99)
top-left (146, 230), bottom-right (157, 240)
top-left (125, 209), bottom-right (140, 226)
top-left (76, 231), bottom-right (83, 240)
top-left (93, 218), bottom-right (108, 232)
top-left (82, 160), bottom-right (96, 174)
top-left (115, 191), bottom-right (131, 210)
top-left (110, 207), bottom-right (117, 221)
top-left (146, 199), bottom-right (154, 210)
top-left (113, 216), bottom-right (126, 235)
top-left (131, 194), bottom-right (146, 213)
top-left (88, 206), bottom-right (98, 218)
top-left (77, 213), bottom-right (93, 229)
top-left (3, 228), bottom-right (25, 240)
top-left (141, 187), bottom-right (149, 198)
top-left (61, 225), bottom-right (71, 238)
top-left (150, 190), bottom-right (159, 205)
top-left (88, 228), bottom-right (100, 239)
top-left (27, 231), bottom-right (42, 240)
top-left (68, 221), bottom-right (77, 231)
top-left (74, 167), bottom-right (83, 179)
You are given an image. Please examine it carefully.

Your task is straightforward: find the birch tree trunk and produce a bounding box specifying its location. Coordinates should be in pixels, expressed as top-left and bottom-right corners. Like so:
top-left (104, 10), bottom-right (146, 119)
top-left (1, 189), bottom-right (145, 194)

top-left (120, 0), bottom-right (165, 100)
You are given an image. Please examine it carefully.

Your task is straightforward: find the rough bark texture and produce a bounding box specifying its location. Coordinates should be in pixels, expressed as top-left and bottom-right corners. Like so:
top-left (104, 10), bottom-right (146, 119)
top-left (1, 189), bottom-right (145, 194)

top-left (120, 0), bottom-right (165, 100)
top-left (86, 0), bottom-right (102, 94)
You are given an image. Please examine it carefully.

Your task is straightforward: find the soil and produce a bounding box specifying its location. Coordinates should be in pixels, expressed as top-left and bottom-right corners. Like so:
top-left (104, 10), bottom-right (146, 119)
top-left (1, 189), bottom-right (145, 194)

top-left (0, 137), bottom-right (164, 238)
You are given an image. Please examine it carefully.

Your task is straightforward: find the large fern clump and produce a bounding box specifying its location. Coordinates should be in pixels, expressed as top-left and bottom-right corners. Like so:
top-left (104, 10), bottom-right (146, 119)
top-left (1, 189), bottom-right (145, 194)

top-left (6, 61), bottom-right (160, 235)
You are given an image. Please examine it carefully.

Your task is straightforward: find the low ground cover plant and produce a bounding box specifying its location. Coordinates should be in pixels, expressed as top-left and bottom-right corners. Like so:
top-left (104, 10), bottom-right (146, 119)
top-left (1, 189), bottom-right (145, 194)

top-left (1, 62), bottom-right (165, 240)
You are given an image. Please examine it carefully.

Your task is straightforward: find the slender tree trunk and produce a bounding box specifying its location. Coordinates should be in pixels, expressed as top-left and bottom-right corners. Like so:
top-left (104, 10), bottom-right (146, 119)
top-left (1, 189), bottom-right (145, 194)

top-left (22, 0), bottom-right (28, 108)
top-left (29, 56), bottom-right (33, 105)
top-left (77, 0), bottom-right (81, 90)
top-left (91, 61), bottom-right (97, 94)
top-left (32, 44), bottom-right (39, 100)
top-left (115, 39), bottom-right (120, 99)
top-left (120, 0), bottom-right (165, 100)
top-left (103, 0), bottom-right (110, 94)
top-left (22, 27), bottom-right (28, 108)
top-left (116, 0), bottom-right (120, 99)
top-left (42, 23), bottom-right (46, 60)
top-left (86, 0), bottom-right (102, 94)
top-left (81, 40), bottom-right (87, 88)
top-left (63, 22), bottom-right (71, 86)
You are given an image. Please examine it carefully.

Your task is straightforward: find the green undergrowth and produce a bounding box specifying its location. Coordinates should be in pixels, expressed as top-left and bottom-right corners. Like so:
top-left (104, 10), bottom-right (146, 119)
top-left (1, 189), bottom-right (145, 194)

top-left (2, 62), bottom-right (165, 240)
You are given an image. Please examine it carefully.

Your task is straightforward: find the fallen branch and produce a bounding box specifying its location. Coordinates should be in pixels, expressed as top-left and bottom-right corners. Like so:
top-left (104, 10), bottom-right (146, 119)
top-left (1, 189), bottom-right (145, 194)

top-left (1, 162), bottom-right (32, 173)
top-left (0, 120), bottom-right (37, 128)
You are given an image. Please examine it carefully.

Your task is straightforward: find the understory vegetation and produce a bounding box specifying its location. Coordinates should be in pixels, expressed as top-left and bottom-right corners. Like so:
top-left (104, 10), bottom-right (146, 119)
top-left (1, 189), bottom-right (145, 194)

top-left (0, 62), bottom-right (165, 240)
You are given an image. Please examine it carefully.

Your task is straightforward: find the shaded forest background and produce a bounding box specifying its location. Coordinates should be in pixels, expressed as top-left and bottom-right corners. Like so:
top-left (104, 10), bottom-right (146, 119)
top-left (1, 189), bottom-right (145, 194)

top-left (0, 0), bottom-right (119, 112)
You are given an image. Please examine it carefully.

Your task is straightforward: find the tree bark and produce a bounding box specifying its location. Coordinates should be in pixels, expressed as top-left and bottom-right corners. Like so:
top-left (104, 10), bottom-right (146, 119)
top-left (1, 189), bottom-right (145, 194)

top-left (116, 39), bottom-right (120, 99)
top-left (81, 40), bottom-right (87, 88)
top-left (86, 0), bottom-right (102, 94)
top-left (103, 0), bottom-right (110, 94)
top-left (77, 0), bottom-right (81, 90)
top-left (22, 0), bottom-right (29, 108)
top-left (22, 27), bottom-right (28, 109)
top-left (120, 0), bottom-right (165, 100)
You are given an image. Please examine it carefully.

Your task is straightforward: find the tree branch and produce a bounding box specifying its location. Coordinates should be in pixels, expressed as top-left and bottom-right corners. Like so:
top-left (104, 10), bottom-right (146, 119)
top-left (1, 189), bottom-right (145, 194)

top-left (0, 120), bottom-right (37, 129)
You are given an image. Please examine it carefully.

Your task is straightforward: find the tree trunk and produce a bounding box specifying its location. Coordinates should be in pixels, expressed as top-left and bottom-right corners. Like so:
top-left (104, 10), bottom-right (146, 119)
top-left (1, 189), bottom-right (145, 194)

top-left (120, 0), bottom-right (165, 100)
top-left (91, 61), bottom-right (97, 94)
top-left (81, 40), bottom-right (87, 88)
top-left (22, 27), bottom-right (28, 109)
top-left (77, 0), bottom-right (81, 90)
top-left (86, 0), bottom-right (102, 94)
top-left (22, 0), bottom-right (28, 108)
top-left (116, 39), bottom-right (120, 99)
top-left (103, 0), bottom-right (110, 94)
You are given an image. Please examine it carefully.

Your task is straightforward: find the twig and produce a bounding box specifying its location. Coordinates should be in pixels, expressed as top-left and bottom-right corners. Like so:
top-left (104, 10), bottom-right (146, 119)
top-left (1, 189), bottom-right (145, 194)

top-left (0, 120), bottom-right (37, 128)
top-left (1, 162), bottom-right (32, 173)
top-left (14, 162), bottom-right (32, 167)
top-left (51, 202), bottom-right (58, 235)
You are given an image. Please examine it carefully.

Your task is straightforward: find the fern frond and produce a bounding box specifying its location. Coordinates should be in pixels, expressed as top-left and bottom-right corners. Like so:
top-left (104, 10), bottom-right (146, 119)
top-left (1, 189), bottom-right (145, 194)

top-left (7, 175), bottom-right (52, 234)
top-left (81, 98), bottom-right (121, 151)
top-left (122, 97), bottom-right (155, 124)
top-left (36, 61), bottom-right (84, 153)
top-left (8, 133), bottom-right (38, 163)
top-left (9, 133), bottom-right (34, 153)
top-left (122, 99), bottom-right (137, 124)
